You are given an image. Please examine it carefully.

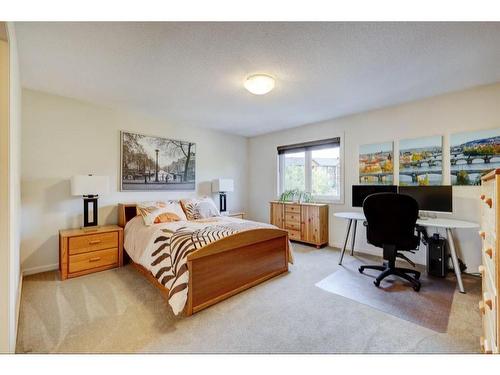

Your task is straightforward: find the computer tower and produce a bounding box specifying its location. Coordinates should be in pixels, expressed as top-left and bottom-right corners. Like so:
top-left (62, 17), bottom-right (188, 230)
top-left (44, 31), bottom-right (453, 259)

top-left (427, 234), bottom-right (447, 277)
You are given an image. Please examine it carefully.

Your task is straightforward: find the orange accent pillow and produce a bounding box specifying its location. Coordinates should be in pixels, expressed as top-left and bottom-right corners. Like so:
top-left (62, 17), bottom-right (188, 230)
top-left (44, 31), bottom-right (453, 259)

top-left (136, 200), bottom-right (187, 226)
top-left (154, 212), bottom-right (182, 224)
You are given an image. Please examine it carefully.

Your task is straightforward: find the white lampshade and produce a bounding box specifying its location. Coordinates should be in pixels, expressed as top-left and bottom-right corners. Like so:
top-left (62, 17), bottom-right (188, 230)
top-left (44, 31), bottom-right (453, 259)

top-left (212, 178), bottom-right (234, 193)
top-left (71, 175), bottom-right (110, 196)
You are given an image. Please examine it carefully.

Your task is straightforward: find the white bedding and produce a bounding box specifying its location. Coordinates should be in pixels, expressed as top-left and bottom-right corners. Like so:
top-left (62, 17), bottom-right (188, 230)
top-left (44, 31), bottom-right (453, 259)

top-left (124, 215), bottom-right (276, 268)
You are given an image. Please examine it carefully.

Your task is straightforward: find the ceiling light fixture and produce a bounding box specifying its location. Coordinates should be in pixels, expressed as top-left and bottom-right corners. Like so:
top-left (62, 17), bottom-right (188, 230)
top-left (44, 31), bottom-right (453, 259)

top-left (244, 74), bottom-right (275, 95)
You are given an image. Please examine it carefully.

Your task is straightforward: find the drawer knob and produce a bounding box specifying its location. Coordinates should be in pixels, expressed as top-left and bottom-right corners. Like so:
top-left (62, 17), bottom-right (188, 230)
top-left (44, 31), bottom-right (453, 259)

top-left (480, 194), bottom-right (485, 200)
top-left (485, 197), bottom-right (493, 208)
top-left (485, 248), bottom-right (493, 259)
top-left (484, 293), bottom-right (493, 310)
top-left (89, 240), bottom-right (102, 245)
top-left (478, 231), bottom-right (486, 239)
top-left (479, 300), bottom-right (485, 314)
top-left (89, 257), bottom-right (101, 262)
top-left (478, 265), bottom-right (485, 275)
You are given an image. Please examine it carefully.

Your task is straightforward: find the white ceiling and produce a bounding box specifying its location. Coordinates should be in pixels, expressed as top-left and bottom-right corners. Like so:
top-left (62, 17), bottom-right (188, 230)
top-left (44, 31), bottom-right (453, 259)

top-left (15, 22), bottom-right (500, 137)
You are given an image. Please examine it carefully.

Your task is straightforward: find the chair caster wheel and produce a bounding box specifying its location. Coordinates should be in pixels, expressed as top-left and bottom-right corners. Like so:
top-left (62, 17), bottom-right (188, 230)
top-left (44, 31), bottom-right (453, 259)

top-left (413, 284), bottom-right (421, 292)
top-left (373, 280), bottom-right (380, 287)
top-left (358, 267), bottom-right (364, 274)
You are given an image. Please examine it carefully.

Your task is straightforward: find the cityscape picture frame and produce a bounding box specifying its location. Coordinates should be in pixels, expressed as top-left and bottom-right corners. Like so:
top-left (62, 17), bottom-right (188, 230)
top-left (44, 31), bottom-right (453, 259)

top-left (359, 141), bottom-right (394, 185)
top-left (399, 135), bottom-right (443, 186)
top-left (450, 128), bottom-right (500, 186)
top-left (120, 131), bottom-right (196, 191)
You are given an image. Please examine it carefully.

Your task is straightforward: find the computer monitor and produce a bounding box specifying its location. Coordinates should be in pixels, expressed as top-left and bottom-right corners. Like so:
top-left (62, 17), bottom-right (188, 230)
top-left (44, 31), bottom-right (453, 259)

top-left (352, 185), bottom-right (398, 208)
top-left (398, 186), bottom-right (453, 213)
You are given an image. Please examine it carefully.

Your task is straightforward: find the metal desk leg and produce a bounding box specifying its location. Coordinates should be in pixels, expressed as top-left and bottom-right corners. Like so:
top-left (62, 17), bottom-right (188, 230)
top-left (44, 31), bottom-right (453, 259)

top-left (446, 228), bottom-right (465, 293)
top-left (350, 220), bottom-right (358, 256)
top-left (339, 219), bottom-right (352, 265)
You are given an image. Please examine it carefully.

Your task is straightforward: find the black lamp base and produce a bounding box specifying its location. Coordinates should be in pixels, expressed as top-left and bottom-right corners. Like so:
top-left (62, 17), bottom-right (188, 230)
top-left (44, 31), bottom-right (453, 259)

top-left (83, 195), bottom-right (99, 227)
top-left (219, 192), bottom-right (227, 212)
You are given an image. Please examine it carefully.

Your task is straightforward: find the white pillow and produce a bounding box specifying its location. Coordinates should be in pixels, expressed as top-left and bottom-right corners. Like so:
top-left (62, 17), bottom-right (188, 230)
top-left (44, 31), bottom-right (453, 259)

top-left (181, 197), bottom-right (220, 220)
top-left (136, 200), bottom-right (187, 226)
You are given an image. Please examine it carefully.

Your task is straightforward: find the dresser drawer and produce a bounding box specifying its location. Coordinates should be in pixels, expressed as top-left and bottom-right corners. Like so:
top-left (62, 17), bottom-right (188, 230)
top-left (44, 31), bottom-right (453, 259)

top-left (285, 204), bottom-right (301, 214)
top-left (69, 231), bottom-right (118, 255)
top-left (287, 229), bottom-right (301, 241)
top-left (284, 222), bottom-right (301, 231)
top-left (285, 212), bottom-right (300, 224)
top-left (69, 248), bottom-right (118, 274)
top-left (482, 294), bottom-right (497, 352)
top-left (481, 204), bottom-right (496, 239)
top-left (482, 245), bottom-right (497, 289)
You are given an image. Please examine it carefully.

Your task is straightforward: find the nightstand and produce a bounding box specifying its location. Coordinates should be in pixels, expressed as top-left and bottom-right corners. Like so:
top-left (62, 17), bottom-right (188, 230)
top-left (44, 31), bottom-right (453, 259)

top-left (59, 225), bottom-right (123, 280)
top-left (227, 212), bottom-right (245, 219)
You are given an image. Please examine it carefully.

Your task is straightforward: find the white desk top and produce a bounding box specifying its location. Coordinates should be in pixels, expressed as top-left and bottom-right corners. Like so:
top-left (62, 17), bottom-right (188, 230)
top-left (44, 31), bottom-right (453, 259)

top-left (416, 218), bottom-right (479, 229)
top-left (334, 211), bottom-right (478, 229)
top-left (334, 212), bottom-right (366, 221)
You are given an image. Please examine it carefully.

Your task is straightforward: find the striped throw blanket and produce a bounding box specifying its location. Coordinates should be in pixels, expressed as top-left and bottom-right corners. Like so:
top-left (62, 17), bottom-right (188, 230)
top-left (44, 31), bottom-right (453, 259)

top-left (145, 218), bottom-right (291, 315)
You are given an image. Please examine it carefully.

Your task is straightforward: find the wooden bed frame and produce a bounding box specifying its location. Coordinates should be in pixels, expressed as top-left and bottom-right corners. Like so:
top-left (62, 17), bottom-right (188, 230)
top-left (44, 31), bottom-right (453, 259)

top-left (118, 203), bottom-right (290, 316)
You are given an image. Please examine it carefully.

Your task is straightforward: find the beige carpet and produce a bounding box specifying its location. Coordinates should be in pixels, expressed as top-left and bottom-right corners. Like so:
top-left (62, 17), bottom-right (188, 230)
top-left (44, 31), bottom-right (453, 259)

top-left (16, 244), bottom-right (482, 353)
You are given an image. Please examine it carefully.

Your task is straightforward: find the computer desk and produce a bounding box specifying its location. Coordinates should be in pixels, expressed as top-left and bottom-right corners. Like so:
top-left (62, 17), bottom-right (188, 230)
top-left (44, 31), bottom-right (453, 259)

top-left (334, 211), bottom-right (479, 293)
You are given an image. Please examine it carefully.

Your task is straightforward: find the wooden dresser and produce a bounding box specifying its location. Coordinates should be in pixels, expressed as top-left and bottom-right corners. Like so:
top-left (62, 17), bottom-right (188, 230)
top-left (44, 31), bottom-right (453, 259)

top-left (479, 169), bottom-right (500, 354)
top-left (59, 225), bottom-right (124, 280)
top-left (270, 201), bottom-right (328, 248)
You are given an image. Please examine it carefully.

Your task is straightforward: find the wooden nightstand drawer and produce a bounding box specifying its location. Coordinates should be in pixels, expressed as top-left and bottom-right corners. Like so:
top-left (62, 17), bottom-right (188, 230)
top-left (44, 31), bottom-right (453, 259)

top-left (69, 231), bottom-right (118, 255)
top-left (69, 247), bottom-right (118, 274)
top-left (60, 225), bottom-right (123, 280)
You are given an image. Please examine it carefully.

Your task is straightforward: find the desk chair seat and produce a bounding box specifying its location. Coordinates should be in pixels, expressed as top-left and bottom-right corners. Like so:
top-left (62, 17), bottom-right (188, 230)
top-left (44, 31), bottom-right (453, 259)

top-left (359, 192), bottom-right (422, 291)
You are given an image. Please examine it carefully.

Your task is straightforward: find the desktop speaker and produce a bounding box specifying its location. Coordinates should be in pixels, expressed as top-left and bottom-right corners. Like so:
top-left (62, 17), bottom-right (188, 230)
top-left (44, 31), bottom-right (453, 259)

top-left (427, 233), bottom-right (448, 277)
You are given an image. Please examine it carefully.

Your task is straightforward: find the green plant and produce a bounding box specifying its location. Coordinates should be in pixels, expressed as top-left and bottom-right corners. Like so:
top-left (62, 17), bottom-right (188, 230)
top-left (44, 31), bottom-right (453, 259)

top-left (279, 189), bottom-right (313, 203)
top-left (279, 190), bottom-right (295, 202)
top-left (300, 191), bottom-right (312, 203)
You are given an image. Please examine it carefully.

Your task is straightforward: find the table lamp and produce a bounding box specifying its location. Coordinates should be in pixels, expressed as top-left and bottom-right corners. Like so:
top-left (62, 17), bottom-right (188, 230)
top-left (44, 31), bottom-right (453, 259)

top-left (212, 178), bottom-right (234, 212)
top-left (71, 174), bottom-right (110, 228)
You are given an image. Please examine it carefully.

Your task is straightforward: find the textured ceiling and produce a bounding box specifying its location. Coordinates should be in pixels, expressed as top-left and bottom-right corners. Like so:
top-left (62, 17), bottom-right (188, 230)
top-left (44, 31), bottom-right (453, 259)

top-left (15, 22), bottom-right (500, 137)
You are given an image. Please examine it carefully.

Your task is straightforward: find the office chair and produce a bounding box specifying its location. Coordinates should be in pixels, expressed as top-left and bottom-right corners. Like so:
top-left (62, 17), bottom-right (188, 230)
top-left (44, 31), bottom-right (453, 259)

top-left (359, 192), bottom-right (422, 291)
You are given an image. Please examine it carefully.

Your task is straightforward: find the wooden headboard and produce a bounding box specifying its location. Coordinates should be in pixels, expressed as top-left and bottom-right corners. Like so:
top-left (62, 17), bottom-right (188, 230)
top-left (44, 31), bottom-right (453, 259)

top-left (118, 203), bottom-right (138, 228)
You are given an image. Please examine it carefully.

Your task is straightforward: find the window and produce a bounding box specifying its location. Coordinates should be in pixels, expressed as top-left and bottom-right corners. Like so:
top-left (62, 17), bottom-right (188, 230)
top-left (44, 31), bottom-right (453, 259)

top-left (278, 138), bottom-right (341, 202)
top-left (283, 151), bottom-right (306, 191)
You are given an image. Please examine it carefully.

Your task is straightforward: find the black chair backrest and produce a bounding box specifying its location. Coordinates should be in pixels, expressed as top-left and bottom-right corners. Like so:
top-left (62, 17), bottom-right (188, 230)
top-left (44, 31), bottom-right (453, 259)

top-left (363, 192), bottom-right (419, 248)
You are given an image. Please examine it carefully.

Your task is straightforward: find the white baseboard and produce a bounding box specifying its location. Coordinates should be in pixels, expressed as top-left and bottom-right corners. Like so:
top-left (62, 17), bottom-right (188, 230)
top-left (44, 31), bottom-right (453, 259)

top-left (14, 272), bottom-right (23, 351)
top-left (22, 263), bottom-right (58, 276)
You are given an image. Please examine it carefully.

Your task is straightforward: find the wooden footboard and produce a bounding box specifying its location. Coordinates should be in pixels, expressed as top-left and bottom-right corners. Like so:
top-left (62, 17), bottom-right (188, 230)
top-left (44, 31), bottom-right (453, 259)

top-left (186, 228), bottom-right (289, 315)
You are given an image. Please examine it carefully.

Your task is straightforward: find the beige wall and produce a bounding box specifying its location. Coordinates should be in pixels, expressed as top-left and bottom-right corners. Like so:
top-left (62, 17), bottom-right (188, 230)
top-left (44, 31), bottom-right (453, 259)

top-left (0, 22), bottom-right (22, 353)
top-left (248, 83), bottom-right (500, 271)
top-left (21, 89), bottom-right (248, 274)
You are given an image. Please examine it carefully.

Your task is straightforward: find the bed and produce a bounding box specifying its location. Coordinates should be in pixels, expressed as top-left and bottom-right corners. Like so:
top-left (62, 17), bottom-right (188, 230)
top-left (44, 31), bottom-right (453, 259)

top-left (118, 203), bottom-right (291, 316)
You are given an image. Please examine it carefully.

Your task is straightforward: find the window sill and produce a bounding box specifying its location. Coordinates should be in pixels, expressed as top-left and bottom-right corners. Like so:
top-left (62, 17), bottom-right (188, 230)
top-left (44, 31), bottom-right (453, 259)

top-left (311, 197), bottom-right (344, 205)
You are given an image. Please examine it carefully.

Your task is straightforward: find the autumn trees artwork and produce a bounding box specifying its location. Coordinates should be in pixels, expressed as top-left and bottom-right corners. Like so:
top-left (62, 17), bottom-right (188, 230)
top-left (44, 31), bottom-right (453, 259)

top-left (121, 131), bottom-right (196, 191)
top-left (359, 142), bottom-right (394, 185)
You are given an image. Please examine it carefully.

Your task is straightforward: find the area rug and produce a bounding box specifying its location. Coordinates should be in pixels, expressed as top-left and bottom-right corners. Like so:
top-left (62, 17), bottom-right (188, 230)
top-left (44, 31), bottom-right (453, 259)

top-left (315, 258), bottom-right (456, 333)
